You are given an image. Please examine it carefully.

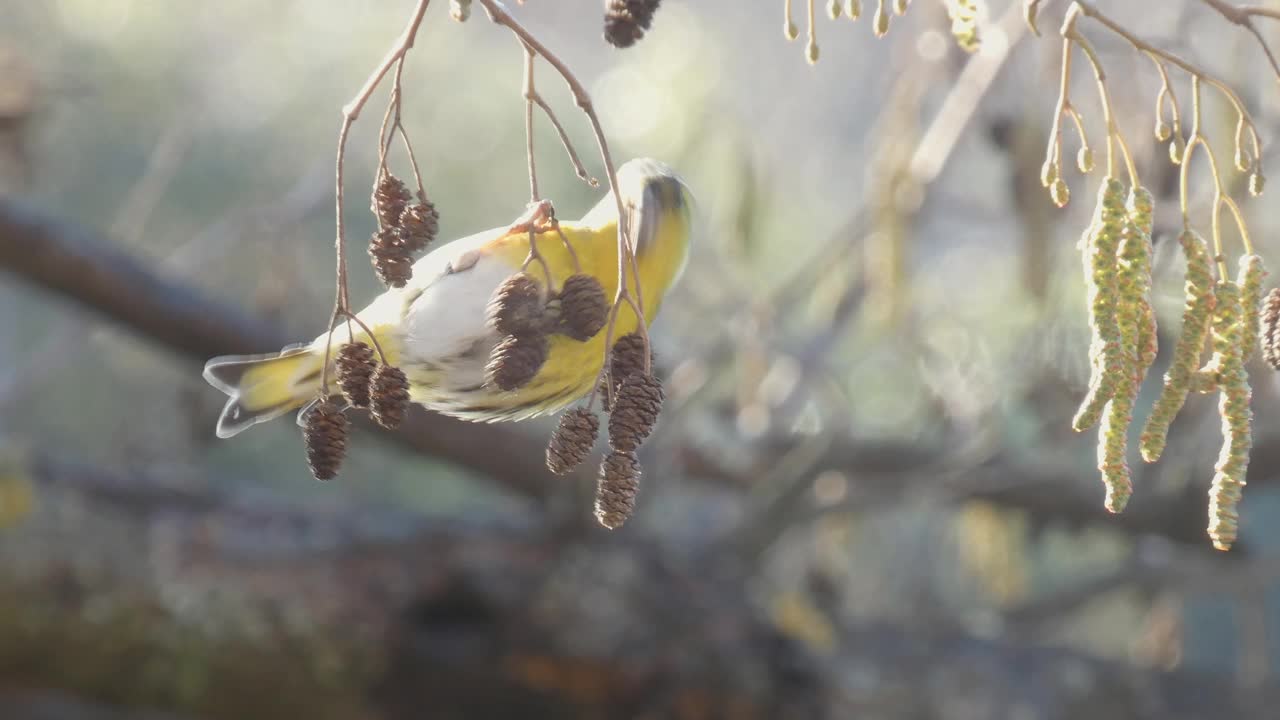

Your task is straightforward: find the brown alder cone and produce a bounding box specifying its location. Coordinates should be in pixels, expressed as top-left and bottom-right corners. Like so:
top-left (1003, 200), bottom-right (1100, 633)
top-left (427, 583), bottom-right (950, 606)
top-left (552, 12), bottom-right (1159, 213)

top-left (372, 174), bottom-right (412, 229)
top-left (487, 273), bottom-right (546, 337)
top-left (303, 398), bottom-right (349, 481)
top-left (546, 407), bottom-right (600, 475)
top-left (595, 449), bottom-right (640, 529)
top-left (604, 332), bottom-right (651, 411)
top-left (485, 333), bottom-right (549, 391)
top-left (557, 274), bottom-right (608, 341)
top-left (398, 195), bottom-right (440, 254)
top-left (335, 341), bottom-right (376, 409)
top-left (604, 0), bottom-right (661, 48)
top-left (370, 364), bottom-right (410, 430)
top-left (369, 228), bottom-right (413, 288)
top-left (608, 373), bottom-right (663, 452)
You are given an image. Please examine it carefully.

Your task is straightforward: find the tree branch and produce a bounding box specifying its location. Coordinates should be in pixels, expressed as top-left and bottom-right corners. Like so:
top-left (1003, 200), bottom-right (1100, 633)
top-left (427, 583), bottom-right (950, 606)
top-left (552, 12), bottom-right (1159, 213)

top-left (1199, 0), bottom-right (1280, 83)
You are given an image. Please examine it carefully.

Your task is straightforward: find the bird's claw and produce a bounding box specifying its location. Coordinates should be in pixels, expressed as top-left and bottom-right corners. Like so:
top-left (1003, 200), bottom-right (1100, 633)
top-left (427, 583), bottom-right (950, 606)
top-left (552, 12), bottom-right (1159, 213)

top-left (505, 199), bottom-right (557, 236)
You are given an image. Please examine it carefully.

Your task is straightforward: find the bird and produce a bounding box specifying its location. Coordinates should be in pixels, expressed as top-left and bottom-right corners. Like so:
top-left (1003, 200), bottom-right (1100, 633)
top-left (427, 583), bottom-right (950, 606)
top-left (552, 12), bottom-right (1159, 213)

top-left (203, 157), bottom-right (693, 439)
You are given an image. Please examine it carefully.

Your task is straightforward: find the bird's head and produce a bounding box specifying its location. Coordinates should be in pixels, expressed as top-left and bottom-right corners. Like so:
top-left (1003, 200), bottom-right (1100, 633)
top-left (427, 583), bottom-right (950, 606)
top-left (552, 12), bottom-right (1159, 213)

top-left (582, 157), bottom-right (694, 309)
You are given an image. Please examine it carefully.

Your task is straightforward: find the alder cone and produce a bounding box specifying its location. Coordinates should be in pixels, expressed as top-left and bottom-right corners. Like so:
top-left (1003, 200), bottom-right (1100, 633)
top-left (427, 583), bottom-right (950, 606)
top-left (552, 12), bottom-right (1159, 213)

top-left (304, 399), bottom-right (349, 481)
top-left (335, 342), bottom-right (376, 409)
top-left (373, 174), bottom-right (412, 229)
top-left (603, 0), bottom-right (661, 48)
top-left (370, 364), bottom-right (411, 430)
top-left (604, 332), bottom-right (652, 411)
top-left (608, 373), bottom-right (663, 452)
top-left (369, 228), bottom-right (413, 288)
top-left (486, 333), bottom-right (549, 391)
top-left (595, 449), bottom-right (640, 529)
top-left (488, 273), bottom-right (545, 337)
top-left (546, 407), bottom-right (599, 475)
top-left (399, 198), bottom-right (440, 254)
top-left (557, 274), bottom-right (608, 341)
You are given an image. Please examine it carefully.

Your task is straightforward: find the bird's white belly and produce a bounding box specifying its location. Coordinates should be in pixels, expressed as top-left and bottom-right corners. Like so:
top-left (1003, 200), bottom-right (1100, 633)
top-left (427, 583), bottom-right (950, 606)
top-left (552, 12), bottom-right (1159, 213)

top-left (402, 250), bottom-right (513, 365)
top-left (395, 248), bottom-right (540, 419)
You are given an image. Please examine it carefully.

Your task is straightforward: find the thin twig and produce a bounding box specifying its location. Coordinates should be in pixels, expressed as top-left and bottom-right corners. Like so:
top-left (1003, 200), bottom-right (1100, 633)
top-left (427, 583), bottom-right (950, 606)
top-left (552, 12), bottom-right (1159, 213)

top-left (342, 309), bottom-right (390, 364)
top-left (515, 54), bottom-right (561, 290)
top-left (553, 220), bottom-right (582, 274)
top-left (1179, 77), bottom-right (1234, 278)
top-left (1043, 34), bottom-right (1074, 178)
top-left (519, 41), bottom-right (597, 189)
top-left (523, 44), bottom-right (539, 203)
top-left (377, 58), bottom-right (427, 198)
top-left (477, 0), bottom-right (649, 379)
top-left (1072, 1), bottom-right (1264, 167)
top-left (325, 0), bottom-right (433, 393)
top-left (531, 95), bottom-right (598, 187)
top-left (1149, 56), bottom-right (1184, 144)
top-left (521, 228), bottom-right (555, 287)
top-left (1199, 0), bottom-right (1280, 84)
top-left (1064, 20), bottom-right (1138, 185)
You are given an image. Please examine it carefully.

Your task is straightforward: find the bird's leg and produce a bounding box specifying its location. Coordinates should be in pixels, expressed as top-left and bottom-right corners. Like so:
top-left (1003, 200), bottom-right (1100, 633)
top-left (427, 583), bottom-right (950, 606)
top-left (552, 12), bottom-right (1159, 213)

top-left (504, 198), bottom-right (556, 236)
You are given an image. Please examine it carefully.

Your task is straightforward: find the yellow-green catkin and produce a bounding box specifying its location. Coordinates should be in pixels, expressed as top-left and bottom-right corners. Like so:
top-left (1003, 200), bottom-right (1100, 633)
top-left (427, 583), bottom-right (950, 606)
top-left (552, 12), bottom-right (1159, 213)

top-left (1206, 281), bottom-right (1251, 551)
top-left (874, 0), bottom-right (890, 36)
top-left (1188, 368), bottom-right (1219, 394)
top-left (1127, 187), bottom-right (1158, 378)
top-left (1236, 254), bottom-right (1267, 362)
top-left (1139, 230), bottom-right (1216, 462)
top-left (1095, 186), bottom-right (1156, 513)
top-left (947, 0), bottom-right (981, 53)
top-left (1050, 178), bottom-right (1070, 208)
top-left (1098, 402), bottom-right (1132, 512)
top-left (846, 0), bottom-right (862, 20)
top-left (1077, 146), bottom-right (1095, 174)
top-left (1023, 0), bottom-right (1042, 35)
top-left (1040, 159), bottom-right (1058, 188)
top-left (1073, 178), bottom-right (1128, 432)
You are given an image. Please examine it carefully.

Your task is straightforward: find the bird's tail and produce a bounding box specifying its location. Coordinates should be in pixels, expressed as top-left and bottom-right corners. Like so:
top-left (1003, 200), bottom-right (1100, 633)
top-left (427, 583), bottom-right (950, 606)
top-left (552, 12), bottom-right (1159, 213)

top-left (203, 343), bottom-right (325, 438)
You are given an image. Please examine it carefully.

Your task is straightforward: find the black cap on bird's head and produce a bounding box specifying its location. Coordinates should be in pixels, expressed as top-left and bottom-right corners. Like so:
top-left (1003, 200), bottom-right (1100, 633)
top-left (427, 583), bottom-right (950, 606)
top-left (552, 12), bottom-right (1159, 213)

top-left (583, 157), bottom-right (694, 258)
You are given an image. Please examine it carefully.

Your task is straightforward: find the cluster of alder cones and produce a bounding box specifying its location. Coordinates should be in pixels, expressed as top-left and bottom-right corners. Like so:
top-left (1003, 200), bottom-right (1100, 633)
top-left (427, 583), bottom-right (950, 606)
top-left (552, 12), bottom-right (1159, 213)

top-left (545, 332), bottom-right (664, 529)
top-left (303, 171), bottom-right (437, 481)
top-left (301, 147), bottom-right (669, 529)
top-left (369, 173), bottom-right (440, 288)
top-left (304, 341), bottom-right (412, 481)
top-left (485, 268), bottom-right (665, 529)
top-left (484, 270), bottom-right (609, 391)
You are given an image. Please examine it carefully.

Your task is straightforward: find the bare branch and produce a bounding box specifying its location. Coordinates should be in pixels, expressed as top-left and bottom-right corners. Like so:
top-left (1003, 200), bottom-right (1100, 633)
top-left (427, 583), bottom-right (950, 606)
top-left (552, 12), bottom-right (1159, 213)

top-left (327, 0), bottom-right (434, 388)
top-left (1199, 0), bottom-right (1280, 83)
